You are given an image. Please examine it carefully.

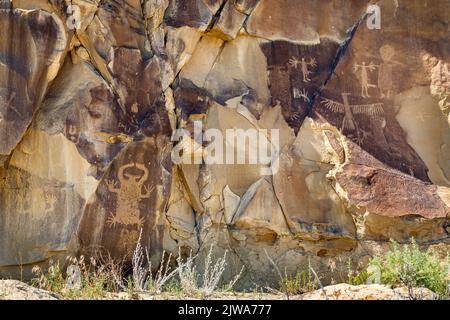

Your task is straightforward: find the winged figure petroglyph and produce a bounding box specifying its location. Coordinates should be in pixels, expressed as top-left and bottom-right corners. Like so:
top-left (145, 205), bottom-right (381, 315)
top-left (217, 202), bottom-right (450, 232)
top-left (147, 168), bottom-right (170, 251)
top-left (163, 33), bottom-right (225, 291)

top-left (321, 93), bottom-right (384, 145)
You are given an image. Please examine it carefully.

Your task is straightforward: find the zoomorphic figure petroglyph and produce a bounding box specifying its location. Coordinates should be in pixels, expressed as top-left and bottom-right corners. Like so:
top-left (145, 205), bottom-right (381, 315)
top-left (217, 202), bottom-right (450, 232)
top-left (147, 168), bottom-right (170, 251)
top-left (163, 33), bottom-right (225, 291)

top-left (293, 88), bottom-right (310, 103)
top-left (321, 93), bottom-right (385, 145)
top-left (289, 56), bottom-right (317, 82)
top-left (106, 162), bottom-right (154, 228)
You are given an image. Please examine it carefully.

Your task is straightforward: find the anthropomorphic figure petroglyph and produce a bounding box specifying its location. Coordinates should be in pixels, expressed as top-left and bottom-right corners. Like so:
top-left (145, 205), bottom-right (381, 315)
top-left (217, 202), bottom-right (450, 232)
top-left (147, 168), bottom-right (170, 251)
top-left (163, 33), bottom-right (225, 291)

top-left (354, 62), bottom-right (377, 97)
top-left (12, 188), bottom-right (57, 215)
top-left (106, 162), bottom-right (154, 228)
top-left (289, 57), bottom-right (317, 82)
top-left (321, 93), bottom-right (385, 145)
top-left (378, 45), bottom-right (396, 98)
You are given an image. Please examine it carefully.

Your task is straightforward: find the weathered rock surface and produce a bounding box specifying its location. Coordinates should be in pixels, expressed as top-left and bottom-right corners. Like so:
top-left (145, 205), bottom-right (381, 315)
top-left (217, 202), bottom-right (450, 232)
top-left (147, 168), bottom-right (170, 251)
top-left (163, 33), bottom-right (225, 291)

top-left (2, 280), bottom-right (435, 301)
top-left (0, 0), bottom-right (449, 287)
top-left (0, 280), bottom-right (59, 300)
top-left (299, 284), bottom-right (437, 300)
top-left (0, 6), bottom-right (67, 158)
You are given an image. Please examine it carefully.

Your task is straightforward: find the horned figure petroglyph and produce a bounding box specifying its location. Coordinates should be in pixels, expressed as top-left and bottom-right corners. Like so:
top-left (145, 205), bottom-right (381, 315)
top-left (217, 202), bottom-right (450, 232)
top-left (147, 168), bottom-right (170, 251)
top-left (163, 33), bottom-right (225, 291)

top-left (106, 162), bottom-right (154, 228)
top-left (354, 62), bottom-right (378, 98)
top-left (321, 93), bottom-right (385, 145)
top-left (289, 56), bottom-right (317, 82)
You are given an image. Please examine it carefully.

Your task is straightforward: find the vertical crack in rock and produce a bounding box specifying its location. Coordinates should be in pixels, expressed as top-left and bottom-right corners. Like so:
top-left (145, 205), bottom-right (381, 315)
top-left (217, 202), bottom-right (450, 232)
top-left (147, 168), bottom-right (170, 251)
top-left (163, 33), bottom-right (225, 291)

top-left (205, 0), bottom-right (227, 32)
top-left (306, 11), bottom-right (371, 119)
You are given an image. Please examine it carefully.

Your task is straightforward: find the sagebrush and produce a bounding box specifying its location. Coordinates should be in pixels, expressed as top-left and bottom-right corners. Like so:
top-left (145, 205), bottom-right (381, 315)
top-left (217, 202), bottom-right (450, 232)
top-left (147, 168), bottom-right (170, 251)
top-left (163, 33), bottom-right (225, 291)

top-left (368, 239), bottom-right (449, 299)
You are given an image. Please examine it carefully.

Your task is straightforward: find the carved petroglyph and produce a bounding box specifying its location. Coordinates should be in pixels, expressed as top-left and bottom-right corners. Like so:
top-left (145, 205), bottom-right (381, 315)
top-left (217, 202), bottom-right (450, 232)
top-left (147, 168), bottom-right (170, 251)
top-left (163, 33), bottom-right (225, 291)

top-left (66, 124), bottom-right (80, 143)
top-left (12, 189), bottom-right (57, 215)
top-left (289, 56), bottom-right (317, 82)
top-left (106, 162), bottom-right (154, 228)
top-left (44, 193), bottom-right (57, 214)
top-left (354, 62), bottom-right (378, 98)
top-left (377, 45), bottom-right (396, 98)
top-left (293, 88), bottom-right (310, 103)
top-left (321, 93), bottom-right (385, 145)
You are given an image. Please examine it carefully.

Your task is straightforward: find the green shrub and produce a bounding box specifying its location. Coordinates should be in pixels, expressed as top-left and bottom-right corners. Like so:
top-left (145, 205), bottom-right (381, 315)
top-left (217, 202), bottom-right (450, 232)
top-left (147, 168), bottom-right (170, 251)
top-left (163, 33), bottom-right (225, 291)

top-left (368, 239), bottom-right (449, 299)
top-left (280, 267), bottom-right (317, 295)
top-left (31, 260), bottom-right (65, 293)
top-left (346, 258), bottom-right (370, 286)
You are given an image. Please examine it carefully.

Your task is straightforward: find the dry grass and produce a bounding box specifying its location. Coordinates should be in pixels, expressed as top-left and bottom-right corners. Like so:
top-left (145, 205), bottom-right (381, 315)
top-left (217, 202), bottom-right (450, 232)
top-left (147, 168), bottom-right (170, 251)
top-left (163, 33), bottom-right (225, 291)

top-left (176, 245), bottom-right (244, 297)
top-left (29, 235), bottom-right (243, 299)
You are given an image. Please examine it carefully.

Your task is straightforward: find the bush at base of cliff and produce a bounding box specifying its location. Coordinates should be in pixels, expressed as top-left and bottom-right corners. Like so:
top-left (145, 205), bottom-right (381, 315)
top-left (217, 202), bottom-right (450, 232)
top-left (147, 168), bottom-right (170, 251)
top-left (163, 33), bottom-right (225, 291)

top-left (280, 265), bottom-right (317, 295)
top-left (368, 239), bottom-right (449, 299)
top-left (31, 255), bottom-right (123, 300)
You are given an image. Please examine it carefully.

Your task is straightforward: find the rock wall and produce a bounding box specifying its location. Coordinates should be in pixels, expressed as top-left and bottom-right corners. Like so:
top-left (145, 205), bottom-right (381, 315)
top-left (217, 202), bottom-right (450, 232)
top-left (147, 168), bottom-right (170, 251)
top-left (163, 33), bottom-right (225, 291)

top-left (0, 0), bottom-right (449, 287)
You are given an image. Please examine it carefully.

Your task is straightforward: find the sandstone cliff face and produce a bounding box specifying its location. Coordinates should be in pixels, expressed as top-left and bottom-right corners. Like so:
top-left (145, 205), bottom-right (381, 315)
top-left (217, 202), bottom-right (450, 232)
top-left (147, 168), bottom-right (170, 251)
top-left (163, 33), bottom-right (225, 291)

top-left (0, 0), bottom-right (449, 287)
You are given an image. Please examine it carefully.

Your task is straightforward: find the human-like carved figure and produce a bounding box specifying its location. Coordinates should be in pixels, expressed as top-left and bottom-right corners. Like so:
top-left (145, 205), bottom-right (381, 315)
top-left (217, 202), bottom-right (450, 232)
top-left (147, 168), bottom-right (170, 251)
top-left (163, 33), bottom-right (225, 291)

top-left (377, 45), bottom-right (396, 98)
top-left (44, 193), bottom-right (57, 214)
top-left (354, 62), bottom-right (377, 98)
top-left (289, 57), bottom-right (317, 82)
top-left (14, 189), bottom-right (57, 215)
top-left (106, 162), bottom-right (154, 228)
top-left (321, 93), bottom-right (385, 145)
